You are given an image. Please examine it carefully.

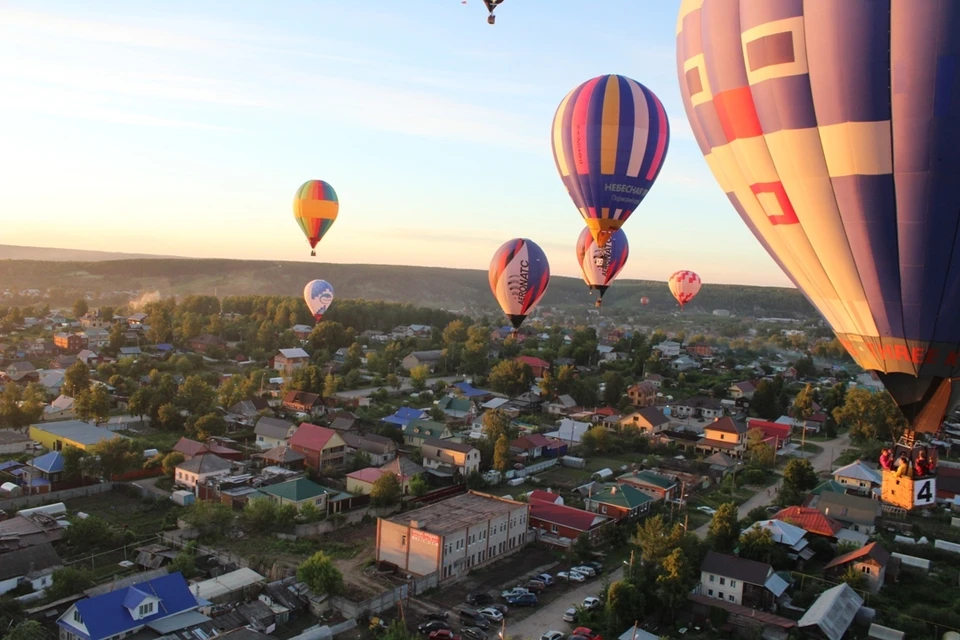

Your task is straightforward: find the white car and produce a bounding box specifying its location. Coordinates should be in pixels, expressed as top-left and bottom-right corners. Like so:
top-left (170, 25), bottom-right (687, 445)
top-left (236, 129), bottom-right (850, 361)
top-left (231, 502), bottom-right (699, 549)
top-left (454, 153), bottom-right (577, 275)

top-left (558, 571), bottom-right (586, 583)
top-left (696, 506), bottom-right (717, 515)
top-left (541, 631), bottom-right (565, 640)
top-left (562, 608), bottom-right (577, 623)
top-left (581, 597), bottom-right (601, 611)
top-left (479, 608), bottom-right (503, 622)
top-left (501, 588), bottom-right (530, 599)
top-left (571, 566), bottom-right (596, 577)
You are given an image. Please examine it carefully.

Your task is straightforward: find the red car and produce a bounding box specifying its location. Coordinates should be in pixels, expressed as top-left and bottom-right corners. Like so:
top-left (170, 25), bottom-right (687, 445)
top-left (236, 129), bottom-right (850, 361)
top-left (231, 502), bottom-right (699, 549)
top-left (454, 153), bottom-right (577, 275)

top-left (573, 628), bottom-right (602, 640)
top-left (430, 631), bottom-right (461, 640)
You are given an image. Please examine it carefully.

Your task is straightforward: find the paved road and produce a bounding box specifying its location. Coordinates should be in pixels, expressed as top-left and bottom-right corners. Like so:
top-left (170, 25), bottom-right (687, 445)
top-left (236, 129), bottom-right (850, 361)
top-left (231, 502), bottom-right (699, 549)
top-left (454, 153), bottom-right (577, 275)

top-left (507, 568), bottom-right (622, 640)
top-left (693, 432), bottom-right (853, 538)
top-left (333, 376), bottom-right (463, 398)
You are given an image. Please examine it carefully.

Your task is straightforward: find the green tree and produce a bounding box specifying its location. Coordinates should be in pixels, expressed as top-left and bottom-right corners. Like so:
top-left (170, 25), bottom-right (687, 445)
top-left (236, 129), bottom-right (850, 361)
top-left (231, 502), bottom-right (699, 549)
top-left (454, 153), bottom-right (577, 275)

top-left (749, 379), bottom-right (781, 420)
top-left (707, 503), bottom-right (741, 554)
top-left (63, 515), bottom-right (118, 549)
top-left (443, 320), bottom-right (468, 345)
top-left (74, 385), bottom-right (110, 425)
top-left (169, 552), bottom-right (198, 579)
top-left (839, 564), bottom-right (866, 590)
top-left (602, 371), bottom-right (625, 406)
top-left (299, 502), bottom-right (324, 523)
top-left (72, 299), bottom-right (89, 319)
top-left (579, 426), bottom-right (611, 455)
top-left (109, 321), bottom-right (126, 351)
top-left (746, 428), bottom-right (776, 467)
top-left (386, 373), bottom-right (401, 390)
top-left (192, 412), bottom-right (226, 440)
top-left (48, 567), bottom-right (94, 600)
top-left (6, 621), bottom-right (46, 640)
top-left (129, 386), bottom-right (155, 421)
top-left (656, 549), bottom-right (692, 617)
top-left (482, 408), bottom-right (516, 442)
top-left (297, 551), bottom-right (344, 595)
top-left (88, 437), bottom-right (139, 480)
top-left (409, 364), bottom-right (430, 392)
top-left (792, 383), bottom-right (817, 423)
top-left (493, 433), bottom-right (511, 472)
top-left (177, 375), bottom-right (216, 415)
top-left (573, 532), bottom-right (593, 562)
top-left (409, 473), bottom-right (429, 497)
top-left (182, 501), bottom-right (235, 539)
top-left (632, 515), bottom-right (685, 567)
top-left (605, 580), bottom-right (644, 632)
top-left (345, 342), bottom-right (364, 370)
top-left (62, 446), bottom-right (88, 482)
top-left (554, 364), bottom-right (576, 396)
top-left (487, 359), bottom-right (534, 397)
top-left (539, 370), bottom-right (557, 399)
top-left (20, 382), bottom-right (46, 423)
top-left (162, 451), bottom-right (186, 476)
top-left (243, 498), bottom-right (280, 533)
top-left (324, 373), bottom-right (340, 397)
top-left (738, 527), bottom-right (777, 565)
top-left (371, 472), bottom-right (402, 506)
top-left (0, 383), bottom-right (24, 429)
top-left (833, 387), bottom-right (906, 444)
top-left (63, 360), bottom-right (91, 397)
top-left (157, 402), bottom-right (184, 431)
top-left (348, 450), bottom-right (373, 472)
top-left (779, 458), bottom-right (818, 506)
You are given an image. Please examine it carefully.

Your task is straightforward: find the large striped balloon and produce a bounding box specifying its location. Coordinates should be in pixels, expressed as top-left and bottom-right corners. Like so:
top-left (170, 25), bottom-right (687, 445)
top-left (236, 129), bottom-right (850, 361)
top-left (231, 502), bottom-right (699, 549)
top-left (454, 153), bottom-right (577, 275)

top-left (552, 74), bottom-right (670, 248)
top-left (293, 180), bottom-right (339, 256)
top-left (668, 270), bottom-right (701, 309)
top-left (677, 0), bottom-right (960, 432)
top-left (489, 238), bottom-right (550, 330)
top-left (576, 227), bottom-right (629, 306)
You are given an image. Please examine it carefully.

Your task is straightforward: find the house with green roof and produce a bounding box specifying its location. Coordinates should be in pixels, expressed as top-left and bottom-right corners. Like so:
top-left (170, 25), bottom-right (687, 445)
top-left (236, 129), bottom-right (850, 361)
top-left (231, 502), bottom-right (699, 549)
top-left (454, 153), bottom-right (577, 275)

top-left (617, 469), bottom-right (678, 502)
top-left (585, 483), bottom-right (653, 521)
top-left (811, 479), bottom-right (849, 496)
top-left (259, 477), bottom-right (332, 511)
top-left (436, 396), bottom-right (472, 420)
top-left (402, 419), bottom-right (452, 448)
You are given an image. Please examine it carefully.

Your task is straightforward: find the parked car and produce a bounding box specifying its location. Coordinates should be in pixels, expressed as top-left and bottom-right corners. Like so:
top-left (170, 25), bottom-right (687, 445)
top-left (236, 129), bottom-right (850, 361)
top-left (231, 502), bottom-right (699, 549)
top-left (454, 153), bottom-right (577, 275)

top-left (558, 571), bottom-right (586, 583)
top-left (562, 608), bottom-right (577, 623)
top-left (419, 622), bottom-right (452, 635)
top-left (582, 597), bottom-right (601, 611)
top-left (506, 593), bottom-right (538, 607)
top-left (501, 588), bottom-right (530, 600)
top-left (486, 604), bottom-right (508, 615)
top-left (467, 593), bottom-right (493, 606)
top-left (478, 608), bottom-right (503, 623)
top-left (571, 565), bottom-right (597, 578)
top-left (426, 612), bottom-right (449, 622)
top-left (584, 561), bottom-right (603, 574)
top-left (524, 580), bottom-right (547, 592)
top-left (536, 573), bottom-right (555, 586)
top-left (429, 630), bottom-right (460, 640)
top-left (459, 609), bottom-right (491, 630)
top-left (696, 506), bottom-right (717, 515)
top-left (462, 629), bottom-right (486, 640)
top-left (572, 628), bottom-right (601, 640)
top-left (541, 631), bottom-right (565, 640)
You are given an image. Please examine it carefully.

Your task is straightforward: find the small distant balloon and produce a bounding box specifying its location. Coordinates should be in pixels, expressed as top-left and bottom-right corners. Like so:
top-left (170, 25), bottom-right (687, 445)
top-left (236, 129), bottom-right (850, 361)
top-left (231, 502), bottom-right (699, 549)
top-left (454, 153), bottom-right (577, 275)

top-left (489, 238), bottom-right (550, 332)
top-left (293, 180), bottom-right (339, 257)
top-left (304, 279), bottom-right (335, 321)
top-left (668, 271), bottom-right (701, 310)
top-left (640, 297), bottom-right (649, 306)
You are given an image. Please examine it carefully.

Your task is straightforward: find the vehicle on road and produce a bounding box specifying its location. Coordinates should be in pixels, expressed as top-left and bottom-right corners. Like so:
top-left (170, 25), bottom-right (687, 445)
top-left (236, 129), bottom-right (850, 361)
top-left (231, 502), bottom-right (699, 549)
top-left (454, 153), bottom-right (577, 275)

top-left (558, 571), bottom-right (586, 583)
top-left (501, 588), bottom-right (530, 599)
top-left (571, 566), bottom-right (597, 577)
top-left (696, 506), bottom-right (717, 515)
top-left (506, 593), bottom-right (538, 607)
top-left (462, 628), bottom-right (486, 640)
top-left (419, 622), bottom-right (452, 635)
top-left (486, 604), bottom-right (508, 615)
top-left (428, 630), bottom-right (460, 640)
top-left (541, 631), bottom-right (565, 640)
top-left (536, 573), bottom-right (555, 586)
top-left (584, 561), bottom-right (603, 574)
top-left (426, 612), bottom-right (449, 622)
top-left (478, 608), bottom-right (503, 622)
top-left (467, 593), bottom-right (493, 606)
top-left (458, 609), bottom-right (491, 630)
top-left (562, 608), bottom-right (577, 623)
top-left (582, 597), bottom-right (601, 611)
top-left (524, 580), bottom-right (547, 592)
top-left (572, 628), bottom-right (601, 640)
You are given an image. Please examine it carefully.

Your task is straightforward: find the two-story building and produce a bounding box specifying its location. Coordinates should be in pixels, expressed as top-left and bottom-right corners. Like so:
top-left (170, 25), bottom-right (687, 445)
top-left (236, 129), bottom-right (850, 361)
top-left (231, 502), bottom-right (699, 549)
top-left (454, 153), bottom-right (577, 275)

top-left (671, 396), bottom-right (724, 420)
top-left (282, 391), bottom-right (324, 416)
top-left (288, 423), bottom-right (347, 470)
top-left (341, 432), bottom-right (398, 466)
top-left (402, 350), bottom-right (443, 372)
top-left (699, 551), bottom-right (787, 609)
top-left (420, 437), bottom-right (480, 477)
top-left (823, 541), bottom-right (891, 593)
top-left (54, 332), bottom-right (85, 353)
top-left (831, 461), bottom-right (882, 496)
top-left (813, 492), bottom-right (881, 534)
top-left (274, 348), bottom-right (310, 376)
top-left (696, 417), bottom-right (748, 457)
top-left (402, 419), bottom-right (452, 448)
top-left (626, 381), bottom-right (658, 408)
top-left (254, 416), bottom-right (297, 449)
top-left (728, 380), bottom-right (757, 400)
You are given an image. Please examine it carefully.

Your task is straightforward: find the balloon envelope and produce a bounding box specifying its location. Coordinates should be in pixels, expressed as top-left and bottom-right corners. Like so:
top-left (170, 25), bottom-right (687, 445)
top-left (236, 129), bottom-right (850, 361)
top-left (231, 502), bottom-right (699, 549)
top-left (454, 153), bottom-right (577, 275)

top-left (640, 297), bottom-right (650, 306)
top-left (669, 271), bottom-right (701, 309)
top-left (304, 279), bottom-right (335, 321)
top-left (676, 0), bottom-right (960, 431)
top-left (489, 238), bottom-right (550, 329)
top-left (552, 74), bottom-right (670, 248)
top-left (294, 180), bottom-right (339, 254)
top-left (576, 227), bottom-right (629, 299)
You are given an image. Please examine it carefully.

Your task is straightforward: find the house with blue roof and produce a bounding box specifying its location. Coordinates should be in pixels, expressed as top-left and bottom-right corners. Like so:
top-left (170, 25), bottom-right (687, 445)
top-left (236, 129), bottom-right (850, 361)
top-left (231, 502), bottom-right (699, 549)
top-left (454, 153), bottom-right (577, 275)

top-left (450, 382), bottom-right (494, 401)
top-left (58, 571), bottom-right (200, 640)
top-left (381, 407), bottom-right (428, 429)
top-left (21, 451), bottom-right (65, 492)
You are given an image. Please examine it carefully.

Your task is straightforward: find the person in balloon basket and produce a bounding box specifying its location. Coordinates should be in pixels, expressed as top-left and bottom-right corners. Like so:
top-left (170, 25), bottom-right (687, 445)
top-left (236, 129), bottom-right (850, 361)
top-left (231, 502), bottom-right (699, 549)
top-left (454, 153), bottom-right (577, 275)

top-left (879, 448), bottom-right (894, 472)
top-left (914, 449), bottom-right (935, 478)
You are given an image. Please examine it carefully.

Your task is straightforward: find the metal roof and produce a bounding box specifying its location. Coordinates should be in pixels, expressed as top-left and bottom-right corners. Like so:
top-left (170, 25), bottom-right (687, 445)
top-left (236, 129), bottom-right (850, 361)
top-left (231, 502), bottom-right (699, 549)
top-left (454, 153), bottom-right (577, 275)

top-left (798, 583), bottom-right (863, 640)
top-left (194, 568), bottom-right (266, 601)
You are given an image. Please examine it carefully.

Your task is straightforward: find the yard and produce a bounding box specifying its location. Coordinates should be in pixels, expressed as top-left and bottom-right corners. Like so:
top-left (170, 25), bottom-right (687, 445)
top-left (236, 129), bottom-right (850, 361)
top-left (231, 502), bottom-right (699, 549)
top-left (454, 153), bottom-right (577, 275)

top-left (66, 489), bottom-right (181, 538)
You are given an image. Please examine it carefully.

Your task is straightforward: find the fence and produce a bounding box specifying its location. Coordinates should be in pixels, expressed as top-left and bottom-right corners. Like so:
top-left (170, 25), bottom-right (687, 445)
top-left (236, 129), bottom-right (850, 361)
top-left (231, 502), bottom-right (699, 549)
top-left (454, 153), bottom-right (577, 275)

top-left (160, 531), bottom-right (250, 568)
top-left (329, 572), bottom-right (439, 618)
top-left (0, 482), bottom-right (114, 511)
top-left (292, 505), bottom-right (401, 538)
top-left (506, 458), bottom-right (559, 479)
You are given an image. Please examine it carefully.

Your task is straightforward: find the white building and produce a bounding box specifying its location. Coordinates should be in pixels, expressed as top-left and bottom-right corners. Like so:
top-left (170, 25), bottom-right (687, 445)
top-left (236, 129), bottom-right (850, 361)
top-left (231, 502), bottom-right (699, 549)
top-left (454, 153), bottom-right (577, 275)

top-left (174, 454), bottom-right (232, 489)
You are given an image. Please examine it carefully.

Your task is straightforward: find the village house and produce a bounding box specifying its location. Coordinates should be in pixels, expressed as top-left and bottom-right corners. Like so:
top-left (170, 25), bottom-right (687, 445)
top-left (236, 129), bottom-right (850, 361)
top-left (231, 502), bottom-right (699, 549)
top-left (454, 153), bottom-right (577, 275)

top-left (671, 355), bottom-right (700, 372)
top-left (5, 361), bottom-right (38, 383)
top-left (288, 423), bottom-right (346, 470)
top-left (341, 432), bottom-right (398, 466)
top-left (172, 437), bottom-right (243, 461)
top-left (254, 416), bottom-right (297, 449)
top-left (654, 340), bottom-right (681, 357)
top-left (421, 437), bottom-right (481, 477)
top-left (545, 394), bottom-right (579, 416)
top-left (189, 333), bottom-right (226, 353)
top-left (382, 407), bottom-right (428, 429)
top-left (813, 492), bottom-right (882, 534)
top-left (697, 417), bottom-right (748, 457)
top-left (328, 411), bottom-right (359, 433)
top-left (824, 541), bottom-right (892, 593)
top-left (274, 347), bottom-right (310, 376)
top-left (435, 396), bottom-right (473, 420)
top-left (29, 420), bottom-right (120, 451)
top-left (259, 477), bottom-right (332, 512)
top-left (54, 332), bottom-right (85, 353)
top-left (528, 496), bottom-right (610, 546)
top-left (402, 419), bottom-right (452, 448)
top-left (617, 469), bottom-right (678, 502)
top-left (43, 395), bottom-right (76, 421)
top-left (728, 380), bottom-right (758, 400)
top-left (773, 506), bottom-right (843, 539)
top-left (618, 407), bottom-right (671, 435)
top-left (686, 342), bottom-right (714, 357)
top-left (347, 457), bottom-right (423, 495)
top-left (281, 390), bottom-right (324, 416)
top-left (745, 418), bottom-right (792, 449)
top-left (672, 395), bottom-right (724, 420)
top-left (699, 551), bottom-right (787, 608)
top-left (20, 451), bottom-right (65, 493)
top-left (174, 454), bottom-right (232, 489)
top-left (256, 445), bottom-right (305, 471)
top-left (515, 355), bottom-right (551, 378)
top-left (584, 483), bottom-right (653, 521)
top-left (0, 543), bottom-right (62, 595)
top-left (644, 372), bottom-right (664, 388)
top-left (81, 328), bottom-right (110, 350)
top-left (291, 324), bottom-right (312, 340)
top-left (510, 433), bottom-right (566, 460)
top-left (402, 350), bottom-right (443, 372)
top-left (626, 381), bottom-right (658, 408)
top-left (0, 429), bottom-right (32, 454)
top-left (832, 461), bottom-right (882, 495)
top-left (747, 519), bottom-right (815, 562)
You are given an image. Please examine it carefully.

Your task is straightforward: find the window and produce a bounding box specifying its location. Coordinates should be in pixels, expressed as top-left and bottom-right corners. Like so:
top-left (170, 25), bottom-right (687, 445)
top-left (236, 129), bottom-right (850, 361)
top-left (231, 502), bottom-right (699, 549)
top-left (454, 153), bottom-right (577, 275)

top-left (139, 602), bottom-right (154, 616)
top-left (601, 506), bottom-right (608, 514)
top-left (707, 589), bottom-right (714, 597)
top-left (520, 514), bottom-right (526, 524)
top-left (401, 535), bottom-right (407, 547)
top-left (718, 592), bottom-right (725, 600)
top-left (719, 577), bottom-right (725, 585)
top-left (730, 580), bottom-right (736, 588)
top-left (551, 525), bottom-right (558, 533)
top-left (861, 566), bottom-right (872, 574)
top-left (709, 575), bottom-right (715, 582)
top-left (728, 595), bottom-right (735, 602)
top-left (73, 610), bottom-right (83, 624)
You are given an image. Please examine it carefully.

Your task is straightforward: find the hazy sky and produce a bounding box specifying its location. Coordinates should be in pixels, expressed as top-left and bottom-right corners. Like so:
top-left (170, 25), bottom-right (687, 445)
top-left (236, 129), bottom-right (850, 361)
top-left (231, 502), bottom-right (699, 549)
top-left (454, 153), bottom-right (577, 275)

top-left (0, 1), bottom-right (792, 287)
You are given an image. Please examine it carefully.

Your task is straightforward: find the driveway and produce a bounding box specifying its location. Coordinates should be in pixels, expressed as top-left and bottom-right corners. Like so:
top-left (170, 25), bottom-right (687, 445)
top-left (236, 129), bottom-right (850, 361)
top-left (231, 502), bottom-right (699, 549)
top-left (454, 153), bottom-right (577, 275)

top-left (333, 376), bottom-right (463, 398)
top-left (507, 568), bottom-right (622, 640)
top-left (693, 432), bottom-right (853, 538)
top-left (134, 475), bottom-right (172, 499)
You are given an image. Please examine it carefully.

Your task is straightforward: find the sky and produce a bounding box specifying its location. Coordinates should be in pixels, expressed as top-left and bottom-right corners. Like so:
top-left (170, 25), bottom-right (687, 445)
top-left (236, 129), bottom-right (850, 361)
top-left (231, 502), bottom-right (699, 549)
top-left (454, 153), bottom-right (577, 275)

top-left (0, 1), bottom-right (792, 287)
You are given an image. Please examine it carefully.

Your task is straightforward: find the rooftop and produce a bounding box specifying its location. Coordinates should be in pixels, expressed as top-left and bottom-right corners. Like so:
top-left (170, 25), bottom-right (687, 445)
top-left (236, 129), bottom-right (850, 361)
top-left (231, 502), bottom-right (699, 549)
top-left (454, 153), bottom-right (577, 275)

top-left (176, 453), bottom-right (232, 475)
top-left (701, 550), bottom-right (772, 586)
top-left (288, 422), bottom-right (338, 451)
top-left (259, 477), bottom-right (330, 502)
top-left (706, 416), bottom-right (747, 435)
top-left (774, 506), bottom-right (843, 537)
top-left (824, 541), bottom-right (890, 570)
top-left (278, 347), bottom-right (310, 359)
top-left (588, 483), bottom-right (652, 509)
top-left (832, 461), bottom-right (882, 485)
top-left (420, 436), bottom-right (476, 454)
top-left (618, 469), bottom-right (677, 490)
top-left (385, 491), bottom-right (525, 535)
top-left (347, 467), bottom-right (388, 484)
top-left (529, 501), bottom-right (609, 532)
top-left (30, 420), bottom-right (122, 446)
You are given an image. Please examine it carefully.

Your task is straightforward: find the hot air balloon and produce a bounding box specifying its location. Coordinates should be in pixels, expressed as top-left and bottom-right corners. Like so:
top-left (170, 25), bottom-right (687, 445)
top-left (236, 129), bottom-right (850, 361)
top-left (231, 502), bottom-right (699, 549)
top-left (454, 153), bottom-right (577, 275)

top-left (640, 297), bottom-right (649, 306)
top-left (483, 0), bottom-right (504, 24)
top-left (668, 271), bottom-right (701, 310)
top-left (294, 180), bottom-right (339, 256)
top-left (676, 0), bottom-right (960, 509)
top-left (304, 279), bottom-right (334, 322)
top-left (576, 227), bottom-right (629, 308)
top-left (551, 74), bottom-right (670, 248)
top-left (489, 238), bottom-right (550, 333)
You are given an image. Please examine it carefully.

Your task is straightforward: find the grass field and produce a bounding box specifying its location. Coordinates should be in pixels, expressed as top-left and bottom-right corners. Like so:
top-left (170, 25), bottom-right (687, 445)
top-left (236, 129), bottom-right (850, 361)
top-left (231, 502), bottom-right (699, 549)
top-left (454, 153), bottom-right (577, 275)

top-left (66, 490), bottom-right (182, 538)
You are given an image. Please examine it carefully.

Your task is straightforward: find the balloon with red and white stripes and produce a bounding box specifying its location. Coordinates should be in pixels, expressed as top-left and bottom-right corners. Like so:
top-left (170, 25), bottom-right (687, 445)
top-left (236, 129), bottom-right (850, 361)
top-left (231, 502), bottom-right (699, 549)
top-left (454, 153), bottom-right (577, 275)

top-left (668, 270), bottom-right (701, 310)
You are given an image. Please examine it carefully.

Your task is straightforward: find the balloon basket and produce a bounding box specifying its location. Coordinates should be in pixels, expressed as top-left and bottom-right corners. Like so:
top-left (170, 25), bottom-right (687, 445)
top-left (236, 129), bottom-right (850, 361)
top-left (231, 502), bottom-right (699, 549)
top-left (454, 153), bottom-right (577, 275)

top-left (595, 299), bottom-right (602, 308)
top-left (310, 250), bottom-right (316, 256)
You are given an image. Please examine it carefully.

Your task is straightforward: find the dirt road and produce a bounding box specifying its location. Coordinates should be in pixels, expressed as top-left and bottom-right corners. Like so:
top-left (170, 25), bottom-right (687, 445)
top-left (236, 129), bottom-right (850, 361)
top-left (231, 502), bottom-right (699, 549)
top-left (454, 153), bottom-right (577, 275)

top-left (693, 432), bottom-right (853, 538)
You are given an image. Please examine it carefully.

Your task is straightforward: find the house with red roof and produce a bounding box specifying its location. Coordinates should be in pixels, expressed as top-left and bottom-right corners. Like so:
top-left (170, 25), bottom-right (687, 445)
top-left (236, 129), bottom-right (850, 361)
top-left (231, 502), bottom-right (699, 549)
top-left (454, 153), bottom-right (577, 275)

top-left (824, 541), bottom-right (893, 593)
top-left (288, 423), bottom-right (346, 470)
top-left (528, 500), bottom-right (611, 546)
top-left (515, 355), bottom-right (550, 378)
top-left (528, 489), bottom-right (563, 505)
top-left (745, 419), bottom-right (792, 449)
top-left (172, 437), bottom-right (244, 461)
top-left (627, 381), bottom-right (658, 408)
top-left (773, 506), bottom-right (843, 539)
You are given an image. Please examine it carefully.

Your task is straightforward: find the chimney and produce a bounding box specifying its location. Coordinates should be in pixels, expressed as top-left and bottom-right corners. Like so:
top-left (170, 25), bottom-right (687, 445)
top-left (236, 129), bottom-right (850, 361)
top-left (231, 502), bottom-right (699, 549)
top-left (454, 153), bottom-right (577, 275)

top-left (611, 486), bottom-right (617, 495)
